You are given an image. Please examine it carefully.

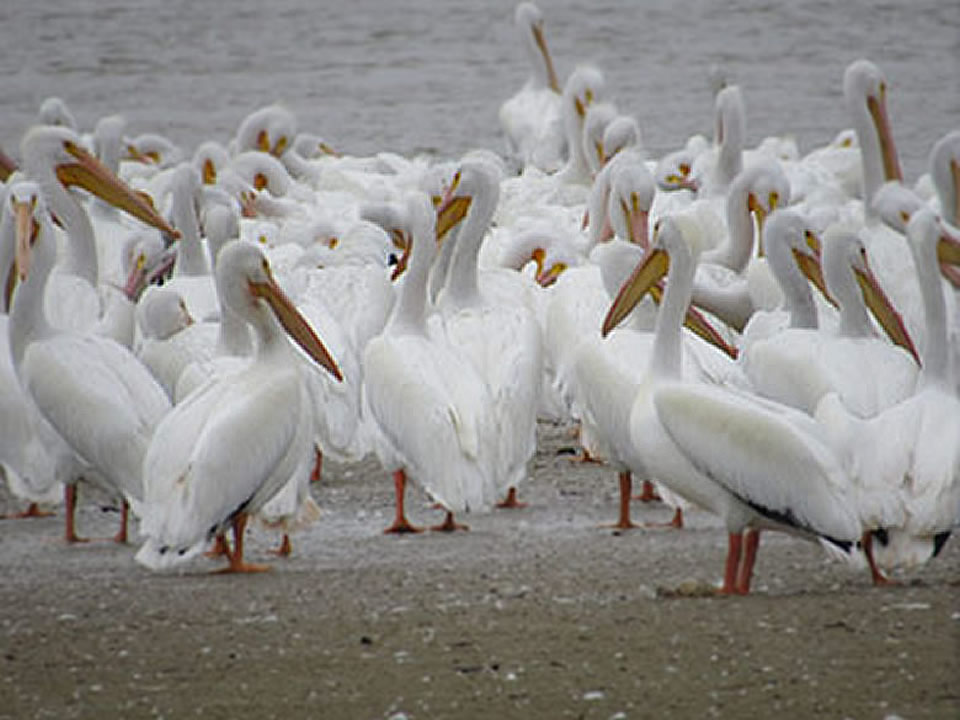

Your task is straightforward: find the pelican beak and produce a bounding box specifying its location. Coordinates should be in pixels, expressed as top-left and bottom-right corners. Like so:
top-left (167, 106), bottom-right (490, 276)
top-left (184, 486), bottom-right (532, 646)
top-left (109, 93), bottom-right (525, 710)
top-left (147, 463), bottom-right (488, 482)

top-left (256, 130), bottom-right (271, 154)
top-left (0, 146), bottom-right (17, 182)
top-left (55, 140), bottom-right (180, 238)
top-left (603, 247), bottom-right (669, 336)
top-left (318, 141), bottom-right (341, 158)
top-left (390, 234), bottom-right (412, 282)
top-left (536, 262), bottom-right (567, 288)
top-left (792, 244), bottom-right (835, 307)
top-left (658, 282), bottom-right (738, 359)
top-left (867, 85), bottom-right (903, 183)
top-left (938, 224), bottom-right (960, 288)
top-left (435, 173), bottom-right (470, 242)
top-left (272, 135), bottom-right (288, 157)
top-left (748, 193), bottom-right (768, 257)
top-left (854, 260), bottom-right (920, 365)
top-left (249, 266), bottom-right (344, 382)
top-left (201, 158), bottom-right (218, 185)
top-left (625, 197), bottom-right (650, 250)
top-left (124, 143), bottom-right (152, 164)
top-left (13, 197), bottom-right (37, 283)
top-left (952, 158), bottom-right (960, 227)
top-left (532, 22), bottom-right (560, 93)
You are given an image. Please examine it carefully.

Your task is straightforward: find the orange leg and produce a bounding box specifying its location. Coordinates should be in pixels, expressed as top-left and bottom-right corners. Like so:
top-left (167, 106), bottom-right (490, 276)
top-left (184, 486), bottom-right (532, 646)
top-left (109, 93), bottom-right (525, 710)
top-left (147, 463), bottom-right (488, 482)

top-left (269, 534), bottom-right (293, 557)
top-left (309, 446), bottom-right (323, 484)
top-left (111, 500), bottom-right (130, 544)
top-left (736, 529), bottom-right (761, 594)
top-left (646, 506), bottom-right (684, 530)
top-left (862, 531), bottom-right (897, 587)
top-left (215, 513), bottom-right (270, 574)
top-left (633, 480), bottom-right (662, 503)
top-left (205, 533), bottom-right (230, 558)
top-left (64, 484), bottom-right (88, 543)
top-left (384, 470), bottom-right (422, 534)
top-left (602, 471), bottom-right (638, 530)
top-left (431, 511), bottom-right (469, 532)
top-left (720, 532), bottom-right (743, 595)
top-left (496, 487), bottom-right (527, 509)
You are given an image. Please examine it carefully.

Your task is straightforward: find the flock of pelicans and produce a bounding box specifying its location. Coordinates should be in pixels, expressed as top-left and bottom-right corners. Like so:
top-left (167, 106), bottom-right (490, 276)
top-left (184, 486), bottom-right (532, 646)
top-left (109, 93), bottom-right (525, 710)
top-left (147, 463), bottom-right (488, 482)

top-left (1, 3), bottom-right (958, 594)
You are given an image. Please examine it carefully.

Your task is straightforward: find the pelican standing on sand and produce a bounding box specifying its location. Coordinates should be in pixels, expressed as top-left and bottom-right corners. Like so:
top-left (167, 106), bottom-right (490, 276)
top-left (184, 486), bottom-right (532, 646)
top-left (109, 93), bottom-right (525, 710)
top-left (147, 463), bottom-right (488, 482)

top-left (136, 240), bottom-right (343, 572)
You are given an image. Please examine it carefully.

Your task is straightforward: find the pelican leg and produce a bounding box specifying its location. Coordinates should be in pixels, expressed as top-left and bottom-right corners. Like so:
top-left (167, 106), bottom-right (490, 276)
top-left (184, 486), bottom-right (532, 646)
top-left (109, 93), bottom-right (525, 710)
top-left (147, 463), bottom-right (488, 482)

top-left (720, 532), bottom-right (744, 595)
top-left (64, 484), bottom-right (88, 543)
top-left (862, 531), bottom-right (897, 587)
top-left (384, 470), bottom-right (423, 534)
top-left (634, 480), bottom-right (662, 503)
top-left (602, 471), bottom-right (638, 530)
top-left (431, 511), bottom-right (469, 533)
top-left (309, 446), bottom-right (323, 484)
top-left (112, 500), bottom-right (129, 544)
top-left (736, 529), bottom-right (761, 594)
top-left (215, 513), bottom-right (270, 574)
top-left (269, 534), bottom-right (293, 557)
top-left (496, 486), bottom-right (527, 510)
top-left (645, 506), bottom-right (684, 530)
top-left (205, 533), bottom-right (230, 558)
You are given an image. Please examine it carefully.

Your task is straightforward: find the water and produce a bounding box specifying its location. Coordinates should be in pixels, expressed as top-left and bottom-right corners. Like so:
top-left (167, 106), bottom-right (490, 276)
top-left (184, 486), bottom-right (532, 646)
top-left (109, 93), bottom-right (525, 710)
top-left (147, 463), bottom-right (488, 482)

top-left (2, 0), bottom-right (957, 180)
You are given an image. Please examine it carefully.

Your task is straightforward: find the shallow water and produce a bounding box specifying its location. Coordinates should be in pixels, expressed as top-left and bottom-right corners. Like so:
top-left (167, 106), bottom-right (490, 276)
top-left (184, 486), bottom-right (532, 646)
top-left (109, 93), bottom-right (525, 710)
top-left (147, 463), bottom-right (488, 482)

top-left (2, 0), bottom-right (957, 179)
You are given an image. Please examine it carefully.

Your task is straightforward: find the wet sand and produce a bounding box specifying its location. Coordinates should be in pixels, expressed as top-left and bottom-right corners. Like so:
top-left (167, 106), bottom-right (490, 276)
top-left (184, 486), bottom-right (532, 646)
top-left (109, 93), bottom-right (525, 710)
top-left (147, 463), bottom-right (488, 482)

top-left (1, 421), bottom-right (957, 719)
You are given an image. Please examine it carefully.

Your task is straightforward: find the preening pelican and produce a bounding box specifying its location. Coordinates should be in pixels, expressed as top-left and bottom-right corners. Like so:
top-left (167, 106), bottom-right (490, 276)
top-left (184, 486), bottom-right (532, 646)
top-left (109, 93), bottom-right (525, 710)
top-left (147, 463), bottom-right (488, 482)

top-left (363, 192), bottom-right (499, 533)
top-left (9, 177), bottom-right (172, 543)
top-left (435, 158), bottom-right (543, 508)
top-left (604, 215), bottom-right (862, 594)
top-left (136, 240), bottom-right (342, 572)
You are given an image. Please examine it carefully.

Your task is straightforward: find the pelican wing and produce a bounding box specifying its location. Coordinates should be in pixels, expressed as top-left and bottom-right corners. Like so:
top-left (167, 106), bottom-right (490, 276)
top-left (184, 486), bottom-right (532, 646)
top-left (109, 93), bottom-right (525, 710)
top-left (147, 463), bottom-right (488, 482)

top-left (654, 383), bottom-right (861, 544)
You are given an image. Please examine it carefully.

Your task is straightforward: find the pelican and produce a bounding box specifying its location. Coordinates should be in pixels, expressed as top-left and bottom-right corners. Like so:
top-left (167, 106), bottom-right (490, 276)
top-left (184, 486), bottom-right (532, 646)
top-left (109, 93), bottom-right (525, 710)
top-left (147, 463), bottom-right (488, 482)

top-left (363, 192), bottom-right (499, 533)
top-left (230, 104), bottom-right (298, 158)
top-left (815, 208), bottom-right (960, 580)
top-left (435, 158), bottom-right (543, 509)
top-left (554, 65), bottom-right (607, 187)
top-left (20, 126), bottom-right (178, 345)
top-left (136, 240), bottom-right (343, 572)
top-left (0, 182), bottom-right (61, 517)
top-left (603, 215), bottom-right (862, 594)
top-left (9, 175), bottom-right (173, 543)
top-left (499, 2), bottom-right (565, 174)
top-left (742, 220), bottom-right (919, 418)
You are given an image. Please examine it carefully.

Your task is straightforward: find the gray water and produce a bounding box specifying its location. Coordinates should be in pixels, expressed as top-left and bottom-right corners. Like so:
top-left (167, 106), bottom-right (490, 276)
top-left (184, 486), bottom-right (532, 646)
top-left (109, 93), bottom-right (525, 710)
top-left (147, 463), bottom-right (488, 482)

top-left (2, 0), bottom-right (958, 180)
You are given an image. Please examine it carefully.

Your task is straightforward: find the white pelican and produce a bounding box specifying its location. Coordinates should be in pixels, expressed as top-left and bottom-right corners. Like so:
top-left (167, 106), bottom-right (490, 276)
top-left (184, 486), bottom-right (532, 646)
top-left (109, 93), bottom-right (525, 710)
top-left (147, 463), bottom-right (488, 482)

top-left (816, 208), bottom-right (960, 580)
top-left (230, 104), bottom-right (298, 158)
top-left (38, 97), bottom-right (79, 131)
top-left (603, 215), bottom-right (862, 594)
top-left (136, 240), bottom-right (342, 572)
top-left (20, 126), bottom-right (179, 345)
top-left (554, 65), bottom-right (607, 187)
top-left (499, 2), bottom-right (565, 174)
top-left (0, 182), bottom-right (61, 517)
top-left (363, 192), bottom-right (499, 533)
top-left (435, 158), bottom-right (543, 508)
top-left (9, 175), bottom-right (173, 543)
top-left (743, 221), bottom-right (919, 418)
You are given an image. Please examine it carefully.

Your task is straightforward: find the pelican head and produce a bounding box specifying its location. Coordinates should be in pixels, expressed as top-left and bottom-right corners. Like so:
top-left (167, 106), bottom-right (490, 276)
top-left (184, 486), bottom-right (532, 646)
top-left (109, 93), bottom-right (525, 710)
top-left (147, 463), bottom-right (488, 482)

top-left (20, 125), bottom-right (179, 238)
top-left (435, 158), bottom-right (500, 242)
top-left (844, 59), bottom-right (903, 195)
top-left (515, 2), bottom-right (560, 93)
top-left (655, 149), bottom-right (698, 193)
top-left (609, 161), bottom-right (655, 249)
top-left (737, 162), bottom-right (790, 257)
top-left (217, 240), bottom-right (342, 382)
top-left (234, 104), bottom-right (298, 158)
top-left (822, 224), bottom-right (919, 363)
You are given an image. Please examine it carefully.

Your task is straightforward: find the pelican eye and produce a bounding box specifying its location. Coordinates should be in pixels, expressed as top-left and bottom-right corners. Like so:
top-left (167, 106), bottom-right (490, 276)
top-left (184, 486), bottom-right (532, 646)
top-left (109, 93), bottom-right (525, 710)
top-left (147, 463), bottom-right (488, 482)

top-left (678, 163), bottom-right (691, 175)
top-left (258, 234), bottom-right (268, 245)
top-left (899, 210), bottom-right (910, 224)
top-left (769, 191), bottom-right (779, 209)
top-left (328, 237), bottom-right (339, 249)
